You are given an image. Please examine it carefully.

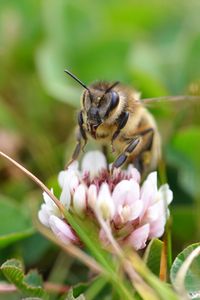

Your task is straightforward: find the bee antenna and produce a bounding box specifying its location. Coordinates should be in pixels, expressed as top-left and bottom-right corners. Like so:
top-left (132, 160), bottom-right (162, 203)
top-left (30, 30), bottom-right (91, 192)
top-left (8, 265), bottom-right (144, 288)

top-left (64, 69), bottom-right (92, 98)
top-left (100, 81), bottom-right (120, 101)
top-left (105, 81), bottom-right (120, 94)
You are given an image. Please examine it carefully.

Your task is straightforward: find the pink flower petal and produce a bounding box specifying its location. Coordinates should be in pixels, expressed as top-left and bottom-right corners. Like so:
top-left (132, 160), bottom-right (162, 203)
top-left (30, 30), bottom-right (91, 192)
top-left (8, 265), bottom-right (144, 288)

top-left (126, 179), bottom-right (140, 204)
top-left (128, 200), bottom-right (143, 221)
top-left (127, 165), bottom-right (141, 183)
top-left (49, 215), bottom-right (78, 244)
top-left (128, 224), bottom-right (150, 250)
top-left (99, 228), bottom-right (109, 247)
top-left (149, 218), bottom-right (166, 238)
top-left (112, 179), bottom-right (140, 208)
top-left (118, 200), bottom-right (143, 223)
top-left (140, 172), bottom-right (158, 219)
top-left (145, 201), bottom-right (164, 223)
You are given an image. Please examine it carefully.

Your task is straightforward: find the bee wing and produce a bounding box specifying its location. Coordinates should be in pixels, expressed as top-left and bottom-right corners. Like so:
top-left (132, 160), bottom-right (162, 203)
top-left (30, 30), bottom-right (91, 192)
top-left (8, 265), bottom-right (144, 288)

top-left (141, 95), bottom-right (200, 106)
top-left (141, 95), bottom-right (200, 146)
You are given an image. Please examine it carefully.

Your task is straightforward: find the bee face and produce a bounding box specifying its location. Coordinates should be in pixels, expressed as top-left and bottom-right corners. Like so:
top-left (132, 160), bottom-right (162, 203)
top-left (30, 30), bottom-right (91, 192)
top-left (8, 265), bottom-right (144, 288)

top-left (82, 88), bottom-right (120, 128)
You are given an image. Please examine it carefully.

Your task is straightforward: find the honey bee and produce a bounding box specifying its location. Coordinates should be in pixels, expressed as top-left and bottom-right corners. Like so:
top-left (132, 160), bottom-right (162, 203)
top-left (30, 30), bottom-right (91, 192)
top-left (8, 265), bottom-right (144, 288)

top-left (65, 70), bottom-right (161, 176)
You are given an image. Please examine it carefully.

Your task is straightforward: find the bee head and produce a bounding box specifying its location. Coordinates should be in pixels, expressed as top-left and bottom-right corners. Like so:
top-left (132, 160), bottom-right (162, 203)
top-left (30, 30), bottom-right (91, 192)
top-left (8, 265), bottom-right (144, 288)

top-left (64, 70), bottom-right (120, 127)
top-left (82, 82), bottom-right (120, 125)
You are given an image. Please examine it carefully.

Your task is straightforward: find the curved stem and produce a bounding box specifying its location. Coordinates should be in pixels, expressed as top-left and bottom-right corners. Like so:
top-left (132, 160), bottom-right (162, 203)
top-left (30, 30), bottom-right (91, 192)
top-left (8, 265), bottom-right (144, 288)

top-left (0, 151), bottom-right (64, 213)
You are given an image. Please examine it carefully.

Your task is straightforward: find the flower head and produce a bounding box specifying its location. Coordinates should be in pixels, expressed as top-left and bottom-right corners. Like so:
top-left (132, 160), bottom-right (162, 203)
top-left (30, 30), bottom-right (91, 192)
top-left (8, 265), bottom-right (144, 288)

top-left (38, 151), bottom-right (173, 250)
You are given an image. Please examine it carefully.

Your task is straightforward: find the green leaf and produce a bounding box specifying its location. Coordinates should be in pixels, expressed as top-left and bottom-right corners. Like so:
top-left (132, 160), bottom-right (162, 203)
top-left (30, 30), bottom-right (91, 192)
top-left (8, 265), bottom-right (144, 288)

top-left (171, 126), bottom-right (200, 167)
top-left (84, 276), bottom-right (107, 300)
top-left (23, 297), bottom-right (42, 300)
top-left (168, 126), bottom-right (200, 197)
top-left (170, 243), bottom-right (200, 296)
top-left (0, 196), bottom-right (34, 248)
top-left (143, 239), bottom-right (163, 276)
top-left (65, 289), bottom-right (85, 300)
top-left (1, 259), bottom-right (48, 299)
top-left (171, 206), bottom-right (197, 248)
top-left (0, 98), bottom-right (18, 130)
top-left (36, 43), bottom-right (80, 107)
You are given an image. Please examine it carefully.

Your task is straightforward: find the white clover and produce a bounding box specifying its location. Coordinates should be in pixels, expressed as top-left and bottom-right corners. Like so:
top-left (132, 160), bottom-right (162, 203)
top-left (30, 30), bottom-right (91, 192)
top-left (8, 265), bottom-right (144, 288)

top-left (38, 150), bottom-right (173, 250)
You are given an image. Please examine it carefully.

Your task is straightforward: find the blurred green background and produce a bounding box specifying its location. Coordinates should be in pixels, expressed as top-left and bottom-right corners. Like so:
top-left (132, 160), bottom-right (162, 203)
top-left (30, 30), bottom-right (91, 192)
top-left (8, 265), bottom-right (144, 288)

top-left (0, 0), bottom-right (200, 298)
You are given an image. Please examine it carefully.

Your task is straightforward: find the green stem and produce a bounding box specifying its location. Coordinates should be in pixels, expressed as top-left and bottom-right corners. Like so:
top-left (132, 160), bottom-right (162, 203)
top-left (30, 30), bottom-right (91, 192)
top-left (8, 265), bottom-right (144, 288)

top-left (84, 277), bottom-right (107, 300)
top-left (64, 211), bottom-right (135, 300)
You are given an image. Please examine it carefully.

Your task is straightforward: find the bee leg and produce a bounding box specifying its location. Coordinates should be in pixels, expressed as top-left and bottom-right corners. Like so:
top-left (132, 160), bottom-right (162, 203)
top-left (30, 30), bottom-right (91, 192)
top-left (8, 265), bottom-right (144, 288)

top-left (136, 128), bottom-right (154, 175)
top-left (78, 110), bottom-right (87, 141)
top-left (134, 127), bottom-right (154, 155)
top-left (128, 128), bottom-right (154, 174)
top-left (111, 137), bottom-right (140, 171)
top-left (111, 111), bottom-right (129, 152)
top-left (65, 111), bottom-right (87, 169)
top-left (65, 134), bottom-right (87, 169)
top-left (111, 127), bottom-right (154, 172)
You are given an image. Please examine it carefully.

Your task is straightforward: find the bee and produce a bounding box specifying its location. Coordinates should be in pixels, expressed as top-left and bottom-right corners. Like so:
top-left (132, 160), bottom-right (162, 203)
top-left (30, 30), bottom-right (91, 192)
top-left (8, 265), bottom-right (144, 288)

top-left (64, 70), bottom-right (161, 176)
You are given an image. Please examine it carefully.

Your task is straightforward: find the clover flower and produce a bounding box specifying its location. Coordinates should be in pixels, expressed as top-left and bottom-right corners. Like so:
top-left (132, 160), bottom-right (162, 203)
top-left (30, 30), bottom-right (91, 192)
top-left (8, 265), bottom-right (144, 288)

top-left (38, 151), bottom-right (173, 250)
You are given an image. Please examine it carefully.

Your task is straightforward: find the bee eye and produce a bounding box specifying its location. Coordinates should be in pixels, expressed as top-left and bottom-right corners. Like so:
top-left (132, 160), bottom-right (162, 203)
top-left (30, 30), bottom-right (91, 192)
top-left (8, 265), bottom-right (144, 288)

top-left (104, 91), bottom-right (119, 118)
top-left (83, 91), bottom-right (92, 111)
top-left (110, 92), bottom-right (119, 110)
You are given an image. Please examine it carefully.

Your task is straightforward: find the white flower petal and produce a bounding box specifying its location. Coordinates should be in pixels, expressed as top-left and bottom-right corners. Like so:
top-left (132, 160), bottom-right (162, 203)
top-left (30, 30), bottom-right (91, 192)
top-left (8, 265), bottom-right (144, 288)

top-left (43, 190), bottom-right (56, 207)
top-left (58, 170), bottom-right (67, 188)
top-left (88, 184), bottom-right (97, 209)
top-left (60, 182), bottom-right (71, 209)
top-left (42, 190), bottom-right (60, 216)
top-left (49, 215), bottom-right (77, 244)
top-left (158, 184), bottom-right (173, 205)
top-left (96, 183), bottom-right (115, 219)
top-left (128, 224), bottom-right (150, 250)
top-left (38, 205), bottom-right (50, 227)
top-left (81, 151), bottom-right (107, 177)
top-left (73, 184), bottom-right (87, 216)
top-left (69, 174), bottom-right (79, 193)
top-left (58, 162), bottom-right (79, 188)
